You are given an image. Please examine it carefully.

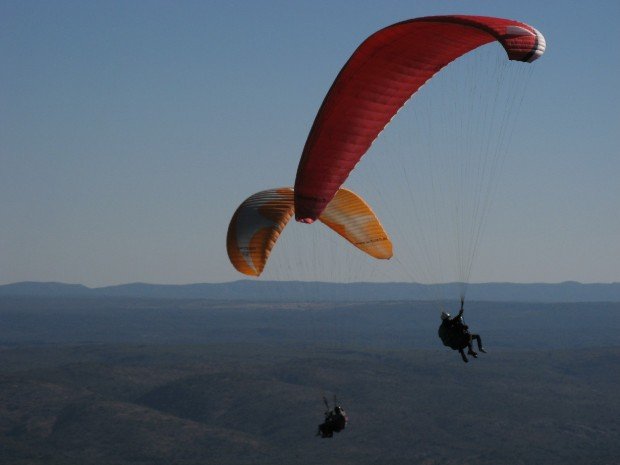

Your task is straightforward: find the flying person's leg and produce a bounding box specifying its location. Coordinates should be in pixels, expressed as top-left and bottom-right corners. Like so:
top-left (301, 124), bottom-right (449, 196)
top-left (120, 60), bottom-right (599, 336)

top-left (471, 334), bottom-right (486, 353)
top-left (464, 334), bottom-right (477, 357)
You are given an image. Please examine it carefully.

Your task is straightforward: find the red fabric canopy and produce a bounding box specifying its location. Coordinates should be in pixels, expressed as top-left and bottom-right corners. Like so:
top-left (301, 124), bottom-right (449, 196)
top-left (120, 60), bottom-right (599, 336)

top-left (294, 15), bottom-right (545, 223)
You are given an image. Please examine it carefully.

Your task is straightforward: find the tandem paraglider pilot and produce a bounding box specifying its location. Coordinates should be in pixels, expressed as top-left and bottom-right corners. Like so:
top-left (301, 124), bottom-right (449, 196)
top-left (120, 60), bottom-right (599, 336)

top-left (438, 300), bottom-right (486, 363)
top-left (317, 398), bottom-right (348, 438)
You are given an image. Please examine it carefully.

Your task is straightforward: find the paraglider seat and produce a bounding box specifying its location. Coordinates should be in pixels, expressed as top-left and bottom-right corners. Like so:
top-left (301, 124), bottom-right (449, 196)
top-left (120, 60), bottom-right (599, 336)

top-left (438, 325), bottom-right (471, 351)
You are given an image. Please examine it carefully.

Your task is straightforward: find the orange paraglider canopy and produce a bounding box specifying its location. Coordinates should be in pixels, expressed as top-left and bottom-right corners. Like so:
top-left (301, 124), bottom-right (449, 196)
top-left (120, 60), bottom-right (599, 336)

top-left (227, 187), bottom-right (392, 276)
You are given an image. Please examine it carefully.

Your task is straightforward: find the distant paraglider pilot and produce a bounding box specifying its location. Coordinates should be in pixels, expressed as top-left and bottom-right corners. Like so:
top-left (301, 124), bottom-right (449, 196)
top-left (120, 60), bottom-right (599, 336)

top-left (438, 299), bottom-right (486, 363)
top-left (317, 397), bottom-right (348, 438)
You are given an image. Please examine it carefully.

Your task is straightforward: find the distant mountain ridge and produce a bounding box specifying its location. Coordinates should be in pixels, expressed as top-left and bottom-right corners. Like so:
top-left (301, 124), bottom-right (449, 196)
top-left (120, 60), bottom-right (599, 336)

top-left (1, 280), bottom-right (619, 302)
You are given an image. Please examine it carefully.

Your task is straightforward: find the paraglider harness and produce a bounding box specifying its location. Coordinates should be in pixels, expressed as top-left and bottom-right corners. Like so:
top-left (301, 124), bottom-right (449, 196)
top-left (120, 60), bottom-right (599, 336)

top-left (317, 395), bottom-right (347, 438)
top-left (437, 298), bottom-right (472, 350)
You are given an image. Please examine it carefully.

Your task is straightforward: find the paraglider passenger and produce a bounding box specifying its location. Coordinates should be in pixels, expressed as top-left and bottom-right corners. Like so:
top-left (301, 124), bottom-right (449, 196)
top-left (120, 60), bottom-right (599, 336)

top-left (332, 405), bottom-right (347, 432)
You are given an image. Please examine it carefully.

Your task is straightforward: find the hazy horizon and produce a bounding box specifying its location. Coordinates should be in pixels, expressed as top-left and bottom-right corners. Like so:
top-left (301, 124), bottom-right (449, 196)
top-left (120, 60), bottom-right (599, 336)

top-left (3, 278), bottom-right (620, 287)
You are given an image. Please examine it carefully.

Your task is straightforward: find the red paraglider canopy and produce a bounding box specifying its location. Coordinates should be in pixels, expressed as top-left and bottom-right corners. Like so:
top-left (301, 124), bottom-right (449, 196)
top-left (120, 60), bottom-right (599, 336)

top-left (293, 15), bottom-right (545, 223)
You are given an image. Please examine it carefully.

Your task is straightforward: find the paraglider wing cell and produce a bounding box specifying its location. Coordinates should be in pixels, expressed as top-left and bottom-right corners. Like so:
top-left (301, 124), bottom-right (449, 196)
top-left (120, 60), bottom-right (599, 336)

top-left (319, 188), bottom-right (392, 259)
top-left (226, 188), bottom-right (295, 276)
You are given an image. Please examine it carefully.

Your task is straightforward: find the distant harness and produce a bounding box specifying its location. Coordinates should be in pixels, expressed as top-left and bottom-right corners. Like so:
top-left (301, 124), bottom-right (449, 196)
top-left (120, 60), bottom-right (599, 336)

top-left (318, 395), bottom-right (347, 438)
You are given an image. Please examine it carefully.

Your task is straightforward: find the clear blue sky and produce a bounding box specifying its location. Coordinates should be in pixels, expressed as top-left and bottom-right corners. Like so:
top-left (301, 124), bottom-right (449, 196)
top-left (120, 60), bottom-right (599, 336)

top-left (1, 0), bottom-right (618, 286)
